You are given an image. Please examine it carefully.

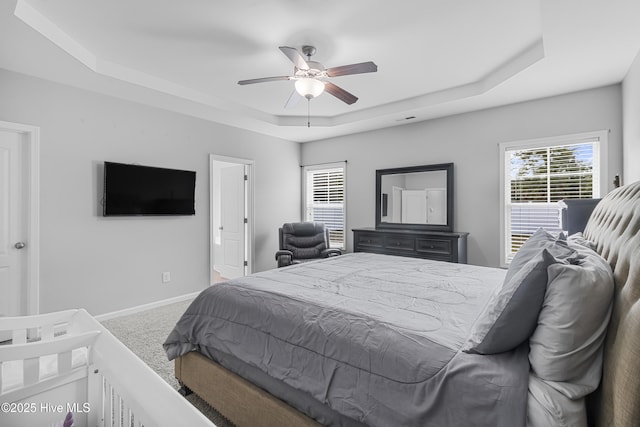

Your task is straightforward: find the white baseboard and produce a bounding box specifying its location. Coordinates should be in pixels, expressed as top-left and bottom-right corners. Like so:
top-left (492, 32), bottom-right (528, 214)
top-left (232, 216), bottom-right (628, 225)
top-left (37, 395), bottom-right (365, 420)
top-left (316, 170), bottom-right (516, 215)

top-left (95, 291), bottom-right (201, 322)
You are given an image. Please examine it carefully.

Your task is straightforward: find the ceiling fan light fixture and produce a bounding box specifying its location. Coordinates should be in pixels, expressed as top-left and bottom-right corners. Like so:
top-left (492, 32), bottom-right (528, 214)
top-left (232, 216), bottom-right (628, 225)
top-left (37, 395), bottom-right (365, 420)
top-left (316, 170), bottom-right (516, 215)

top-left (295, 78), bottom-right (325, 99)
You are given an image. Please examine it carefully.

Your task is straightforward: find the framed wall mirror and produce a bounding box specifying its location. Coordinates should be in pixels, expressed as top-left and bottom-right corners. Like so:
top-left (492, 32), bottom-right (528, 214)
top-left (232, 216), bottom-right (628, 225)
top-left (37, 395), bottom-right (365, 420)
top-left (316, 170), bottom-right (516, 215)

top-left (376, 163), bottom-right (454, 232)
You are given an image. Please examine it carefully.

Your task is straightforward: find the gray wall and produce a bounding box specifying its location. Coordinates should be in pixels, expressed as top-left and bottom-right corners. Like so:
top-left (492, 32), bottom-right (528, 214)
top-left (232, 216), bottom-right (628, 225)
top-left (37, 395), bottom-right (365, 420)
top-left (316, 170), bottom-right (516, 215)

top-left (301, 85), bottom-right (623, 268)
top-left (623, 49), bottom-right (640, 184)
top-left (0, 65), bottom-right (627, 314)
top-left (0, 69), bottom-right (301, 316)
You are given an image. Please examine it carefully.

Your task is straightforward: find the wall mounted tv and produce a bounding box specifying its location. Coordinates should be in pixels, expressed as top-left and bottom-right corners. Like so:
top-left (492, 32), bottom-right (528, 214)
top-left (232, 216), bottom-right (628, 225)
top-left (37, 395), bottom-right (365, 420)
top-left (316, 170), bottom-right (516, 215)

top-left (103, 162), bottom-right (196, 216)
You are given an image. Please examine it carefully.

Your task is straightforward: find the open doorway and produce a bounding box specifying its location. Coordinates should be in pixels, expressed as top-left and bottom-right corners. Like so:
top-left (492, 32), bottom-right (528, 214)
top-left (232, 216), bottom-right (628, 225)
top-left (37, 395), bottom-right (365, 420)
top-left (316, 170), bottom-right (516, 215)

top-left (210, 155), bottom-right (253, 285)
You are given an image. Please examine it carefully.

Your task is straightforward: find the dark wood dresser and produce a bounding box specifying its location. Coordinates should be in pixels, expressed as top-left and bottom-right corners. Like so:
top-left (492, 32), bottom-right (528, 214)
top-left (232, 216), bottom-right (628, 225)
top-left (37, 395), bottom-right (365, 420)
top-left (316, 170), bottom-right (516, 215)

top-left (352, 227), bottom-right (468, 263)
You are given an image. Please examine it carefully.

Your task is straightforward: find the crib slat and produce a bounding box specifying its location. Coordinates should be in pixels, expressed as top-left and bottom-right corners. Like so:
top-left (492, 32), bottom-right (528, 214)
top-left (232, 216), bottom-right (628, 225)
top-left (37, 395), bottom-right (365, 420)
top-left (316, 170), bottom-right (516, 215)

top-left (99, 373), bottom-right (109, 427)
top-left (87, 368), bottom-right (103, 426)
top-left (58, 349), bottom-right (72, 373)
top-left (106, 381), bottom-right (115, 427)
top-left (41, 323), bottom-right (55, 341)
top-left (114, 390), bottom-right (123, 427)
top-left (124, 404), bottom-right (134, 427)
top-left (23, 357), bottom-right (39, 386)
top-left (103, 380), bottom-right (111, 426)
top-left (12, 328), bottom-right (26, 344)
top-left (125, 401), bottom-right (131, 427)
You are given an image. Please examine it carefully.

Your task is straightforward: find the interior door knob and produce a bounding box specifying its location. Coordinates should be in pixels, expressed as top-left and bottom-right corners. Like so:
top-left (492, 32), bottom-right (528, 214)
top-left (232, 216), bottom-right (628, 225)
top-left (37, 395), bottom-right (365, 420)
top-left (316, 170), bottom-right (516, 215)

top-left (14, 242), bottom-right (26, 249)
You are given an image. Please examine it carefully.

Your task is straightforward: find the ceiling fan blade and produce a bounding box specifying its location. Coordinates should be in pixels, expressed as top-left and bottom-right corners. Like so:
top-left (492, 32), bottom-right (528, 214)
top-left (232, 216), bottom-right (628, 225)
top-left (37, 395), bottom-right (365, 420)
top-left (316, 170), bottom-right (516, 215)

top-left (279, 46), bottom-right (309, 70)
top-left (326, 61), bottom-right (378, 77)
top-left (237, 76), bottom-right (291, 85)
top-left (324, 82), bottom-right (358, 105)
top-left (284, 90), bottom-right (302, 109)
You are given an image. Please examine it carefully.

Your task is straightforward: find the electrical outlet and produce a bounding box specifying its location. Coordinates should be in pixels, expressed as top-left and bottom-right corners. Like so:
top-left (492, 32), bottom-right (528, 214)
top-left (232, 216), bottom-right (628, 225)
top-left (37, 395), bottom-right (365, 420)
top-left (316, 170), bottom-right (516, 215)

top-left (162, 272), bottom-right (171, 283)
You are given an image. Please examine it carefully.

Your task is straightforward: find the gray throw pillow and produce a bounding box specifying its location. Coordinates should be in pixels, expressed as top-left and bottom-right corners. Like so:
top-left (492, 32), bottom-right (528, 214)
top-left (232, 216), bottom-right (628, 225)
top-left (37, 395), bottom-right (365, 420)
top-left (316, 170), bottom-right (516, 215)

top-left (567, 232), bottom-right (597, 251)
top-left (505, 228), bottom-right (578, 284)
top-left (463, 249), bottom-right (557, 354)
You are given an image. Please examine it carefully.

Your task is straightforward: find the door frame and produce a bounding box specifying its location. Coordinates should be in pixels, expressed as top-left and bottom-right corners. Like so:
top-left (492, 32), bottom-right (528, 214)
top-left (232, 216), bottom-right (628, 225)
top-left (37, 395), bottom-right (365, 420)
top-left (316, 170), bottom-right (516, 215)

top-left (209, 154), bottom-right (254, 285)
top-left (0, 120), bottom-right (40, 315)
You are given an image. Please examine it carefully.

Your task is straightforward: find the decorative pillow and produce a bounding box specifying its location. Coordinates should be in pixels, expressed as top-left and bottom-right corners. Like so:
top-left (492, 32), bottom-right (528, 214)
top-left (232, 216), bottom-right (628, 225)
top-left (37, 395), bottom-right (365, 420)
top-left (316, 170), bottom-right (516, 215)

top-left (463, 249), bottom-right (557, 355)
top-left (567, 232), bottom-right (597, 251)
top-left (528, 241), bottom-right (614, 398)
top-left (504, 228), bottom-right (578, 284)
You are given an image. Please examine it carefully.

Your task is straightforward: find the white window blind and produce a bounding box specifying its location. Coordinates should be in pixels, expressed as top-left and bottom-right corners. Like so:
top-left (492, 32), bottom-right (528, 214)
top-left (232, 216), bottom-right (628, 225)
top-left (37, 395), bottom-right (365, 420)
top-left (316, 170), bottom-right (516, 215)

top-left (500, 131), bottom-right (607, 266)
top-left (303, 163), bottom-right (346, 249)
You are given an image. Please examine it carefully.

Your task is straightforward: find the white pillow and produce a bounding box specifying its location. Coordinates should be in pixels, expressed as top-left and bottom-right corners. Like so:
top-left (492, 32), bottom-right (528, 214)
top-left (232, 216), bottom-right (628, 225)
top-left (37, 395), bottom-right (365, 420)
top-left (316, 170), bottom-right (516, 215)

top-left (527, 374), bottom-right (587, 427)
top-left (528, 242), bottom-right (614, 398)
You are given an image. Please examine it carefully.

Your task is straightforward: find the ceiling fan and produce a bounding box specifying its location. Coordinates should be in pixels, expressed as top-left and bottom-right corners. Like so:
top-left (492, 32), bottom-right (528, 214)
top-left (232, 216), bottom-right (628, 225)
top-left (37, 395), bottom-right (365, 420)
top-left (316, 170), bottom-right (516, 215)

top-left (238, 45), bottom-right (377, 107)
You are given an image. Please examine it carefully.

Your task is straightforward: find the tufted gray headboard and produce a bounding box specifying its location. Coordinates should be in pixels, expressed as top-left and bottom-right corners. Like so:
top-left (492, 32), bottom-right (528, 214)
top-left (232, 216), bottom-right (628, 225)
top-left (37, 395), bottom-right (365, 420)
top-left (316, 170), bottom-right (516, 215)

top-left (583, 180), bottom-right (640, 426)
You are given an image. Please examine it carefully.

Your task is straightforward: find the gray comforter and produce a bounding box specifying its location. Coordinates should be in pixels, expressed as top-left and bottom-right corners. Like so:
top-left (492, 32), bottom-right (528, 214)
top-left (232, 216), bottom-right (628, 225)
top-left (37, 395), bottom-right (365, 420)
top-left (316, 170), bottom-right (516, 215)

top-left (164, 253), bottom-right (529, 427)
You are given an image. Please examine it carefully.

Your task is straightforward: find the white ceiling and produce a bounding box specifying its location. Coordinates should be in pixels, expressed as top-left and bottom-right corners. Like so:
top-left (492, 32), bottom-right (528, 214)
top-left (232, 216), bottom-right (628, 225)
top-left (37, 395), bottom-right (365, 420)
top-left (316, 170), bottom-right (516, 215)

top-left (1, 0), bottom-right (639, 143)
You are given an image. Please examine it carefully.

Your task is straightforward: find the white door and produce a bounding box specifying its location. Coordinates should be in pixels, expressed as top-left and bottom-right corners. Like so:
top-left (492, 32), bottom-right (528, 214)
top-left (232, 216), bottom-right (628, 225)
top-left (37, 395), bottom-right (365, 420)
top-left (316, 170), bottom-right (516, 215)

top-left (0, 130), bottom-right (26, 321)
top-left (218, 164), bottom-right (245, 280)
top-left (427, 188), bottom-right (447, 224)
top-left (391, 186), bottom-right (403, 223)
top-left (401, 190), bottom-right (428, 224)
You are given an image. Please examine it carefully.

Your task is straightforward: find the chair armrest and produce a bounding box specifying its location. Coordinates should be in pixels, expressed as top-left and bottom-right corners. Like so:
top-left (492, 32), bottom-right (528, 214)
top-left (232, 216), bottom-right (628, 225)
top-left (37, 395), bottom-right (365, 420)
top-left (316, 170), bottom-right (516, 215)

top-left (275, 250), bottom-right (293, 260)
top-left (275, 250), bottom-right (293, 268)
top-left (321, 248), bottom-right (342, 258)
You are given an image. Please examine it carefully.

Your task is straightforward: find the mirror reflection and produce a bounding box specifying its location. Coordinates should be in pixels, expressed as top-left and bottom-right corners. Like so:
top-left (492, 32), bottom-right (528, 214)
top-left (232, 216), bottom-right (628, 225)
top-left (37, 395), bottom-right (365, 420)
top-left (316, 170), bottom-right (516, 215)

top-left (380, 170), bottom-right (447, 225)
top-left (376, 163), bottom-right (453, 232)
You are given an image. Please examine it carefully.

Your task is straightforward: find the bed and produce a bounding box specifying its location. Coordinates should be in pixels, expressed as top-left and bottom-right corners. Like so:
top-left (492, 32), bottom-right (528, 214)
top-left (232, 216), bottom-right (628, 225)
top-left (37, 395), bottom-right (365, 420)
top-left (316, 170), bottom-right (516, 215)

top-left (0, 308), bottom-right (215, 427)
top-left (165, 180), bottom-right (640, 427)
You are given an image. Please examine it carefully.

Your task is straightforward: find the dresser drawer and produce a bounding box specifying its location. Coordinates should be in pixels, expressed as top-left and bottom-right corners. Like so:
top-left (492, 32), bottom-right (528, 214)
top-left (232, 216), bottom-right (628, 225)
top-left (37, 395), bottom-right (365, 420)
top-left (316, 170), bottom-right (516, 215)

top-left (352, 228), bottom-right (468, 264)
top-left (385, 236), bottom-right (415, 251)
top-left (355, 232), bottom-right (384, 249)
top-left (416, 238), bottom-right (451, 255)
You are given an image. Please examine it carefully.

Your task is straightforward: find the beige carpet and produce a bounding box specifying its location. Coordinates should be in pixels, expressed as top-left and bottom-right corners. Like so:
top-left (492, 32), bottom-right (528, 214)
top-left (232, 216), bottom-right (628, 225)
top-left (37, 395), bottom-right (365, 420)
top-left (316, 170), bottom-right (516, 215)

top-left (101, 299), bottom-right (235, 427)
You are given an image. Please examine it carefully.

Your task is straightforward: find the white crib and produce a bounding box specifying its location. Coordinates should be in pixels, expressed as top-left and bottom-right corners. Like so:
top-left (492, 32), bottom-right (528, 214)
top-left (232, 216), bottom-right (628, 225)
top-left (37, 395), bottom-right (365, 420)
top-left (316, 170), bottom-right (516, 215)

top-left (0, 309), bottom-right (216, 427)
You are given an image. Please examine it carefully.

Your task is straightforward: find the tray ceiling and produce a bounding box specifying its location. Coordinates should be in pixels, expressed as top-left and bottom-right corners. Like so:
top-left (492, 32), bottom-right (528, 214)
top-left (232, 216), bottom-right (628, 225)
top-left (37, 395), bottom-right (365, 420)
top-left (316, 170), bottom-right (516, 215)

top-left (1, 0), bottom-right (639, 142)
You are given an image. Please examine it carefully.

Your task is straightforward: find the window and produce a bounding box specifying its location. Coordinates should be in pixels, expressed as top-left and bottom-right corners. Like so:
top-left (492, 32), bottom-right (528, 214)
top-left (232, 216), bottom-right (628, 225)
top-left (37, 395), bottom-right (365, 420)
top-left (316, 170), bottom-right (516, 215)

top-left (303, 162), bottom-right (346, 249)
top-left (499, 131), bottom-right (608, 266)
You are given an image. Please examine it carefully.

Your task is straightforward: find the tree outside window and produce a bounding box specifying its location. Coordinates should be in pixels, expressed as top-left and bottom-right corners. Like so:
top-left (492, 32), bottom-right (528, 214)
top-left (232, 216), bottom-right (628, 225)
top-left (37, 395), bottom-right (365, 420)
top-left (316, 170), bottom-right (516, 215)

top-left (500, 131), bottom-right (606, 266)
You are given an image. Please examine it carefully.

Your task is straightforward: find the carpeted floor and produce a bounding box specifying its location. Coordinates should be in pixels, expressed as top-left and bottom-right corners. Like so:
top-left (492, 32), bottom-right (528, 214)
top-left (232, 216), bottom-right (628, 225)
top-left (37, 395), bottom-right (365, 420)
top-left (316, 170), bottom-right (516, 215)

top-left (101, 299), bottom-right (235, 427)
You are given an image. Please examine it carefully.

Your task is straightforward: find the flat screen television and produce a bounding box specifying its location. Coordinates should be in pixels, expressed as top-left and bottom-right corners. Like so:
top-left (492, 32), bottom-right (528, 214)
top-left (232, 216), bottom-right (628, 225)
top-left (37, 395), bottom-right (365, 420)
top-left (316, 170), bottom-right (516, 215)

top-left (103, 162), bottom-right (196, 216)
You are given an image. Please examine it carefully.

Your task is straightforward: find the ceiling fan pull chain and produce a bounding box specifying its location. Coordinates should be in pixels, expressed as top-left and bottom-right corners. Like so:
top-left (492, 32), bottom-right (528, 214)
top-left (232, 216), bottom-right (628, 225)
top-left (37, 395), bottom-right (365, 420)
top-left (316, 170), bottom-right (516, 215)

top-left (307, 99), bottom-right (311, 128)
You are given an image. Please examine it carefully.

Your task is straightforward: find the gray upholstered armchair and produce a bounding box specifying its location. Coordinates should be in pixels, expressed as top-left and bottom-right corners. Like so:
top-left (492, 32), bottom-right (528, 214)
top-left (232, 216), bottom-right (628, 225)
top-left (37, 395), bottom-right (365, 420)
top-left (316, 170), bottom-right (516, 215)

top-left (275, 222), bottom-right (342, 268)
